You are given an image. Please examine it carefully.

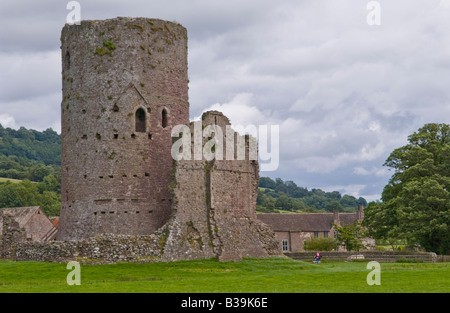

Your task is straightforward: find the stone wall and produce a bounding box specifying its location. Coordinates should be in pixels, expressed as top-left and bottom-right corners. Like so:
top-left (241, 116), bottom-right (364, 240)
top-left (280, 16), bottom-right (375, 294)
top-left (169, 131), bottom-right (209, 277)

top-left (11, 234), bottom-right (161, 264)
top-left (0, 211), bottom-right (27, 260)
top-left (159, 111), bottom-right (280, 262)
top-left (285, 251), bottom-right (438, 263)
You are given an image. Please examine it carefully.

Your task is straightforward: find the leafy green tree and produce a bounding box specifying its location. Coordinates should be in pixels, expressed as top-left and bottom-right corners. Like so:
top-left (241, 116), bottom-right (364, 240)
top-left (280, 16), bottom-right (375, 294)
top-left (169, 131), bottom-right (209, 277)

top-left (364, 123), bottom-right (450, 254)
top-left (340, 194), bottom-right (357, 208)
top-left (275, 194), bottom-right (292, 211)
top-left (324, 200), bottom-right (344, 212)
top-left (39, 174), bottom-right (61, 194)
top-left (0, 180), bottom-right (38, 208)
top-left (259, 177), bottom-right (276, 189)
top-left (357, 197), bottom-right (367, 207)
top-left (291, 198), bottom-right (306, 211)
top-left (28, 164), bottom-right (52, 182)
top-left (0, 180), bottom-right (61, 216)
top-left (38, 191), bottom-right (61, 217)
top-left (326, 191), bottom-right (341, 201)
top-left (364, 201), bottom-right (403, 249)
top-left (275, 178), bottom-right (287, 193)
top-left (334, 222), bottom-right (367, 251)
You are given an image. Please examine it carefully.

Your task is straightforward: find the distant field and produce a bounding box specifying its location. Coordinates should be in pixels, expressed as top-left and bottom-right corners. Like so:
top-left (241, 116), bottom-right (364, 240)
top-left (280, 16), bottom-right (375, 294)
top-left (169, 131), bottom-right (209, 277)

top-left (0, 257), bottom-right (448, 293)
top-left (0, 177), bottom-right (23, 183)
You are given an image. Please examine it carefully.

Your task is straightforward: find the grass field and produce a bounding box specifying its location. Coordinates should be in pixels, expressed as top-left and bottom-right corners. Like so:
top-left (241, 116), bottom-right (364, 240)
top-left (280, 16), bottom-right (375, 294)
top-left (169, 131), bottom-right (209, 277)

top-left (0, 177), bottom-right (23, 184)
top-left (0, 257), bottom-right (448, 293)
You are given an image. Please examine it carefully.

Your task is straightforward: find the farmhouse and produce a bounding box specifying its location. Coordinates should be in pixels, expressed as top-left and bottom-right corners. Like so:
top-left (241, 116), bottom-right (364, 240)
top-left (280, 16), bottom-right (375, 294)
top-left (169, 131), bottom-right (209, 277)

top-left (257, 205), bottom-right (375, 252)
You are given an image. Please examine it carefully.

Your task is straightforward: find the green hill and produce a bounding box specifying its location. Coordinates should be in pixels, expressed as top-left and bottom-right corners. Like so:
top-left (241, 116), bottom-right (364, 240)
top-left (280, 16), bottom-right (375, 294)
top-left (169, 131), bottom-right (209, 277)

top-left (0, 124), bottom-right (61, 216)
top-left (257, 177), bottom-right (367, 214)
top-left (0, 124), bottom-right (60, 181)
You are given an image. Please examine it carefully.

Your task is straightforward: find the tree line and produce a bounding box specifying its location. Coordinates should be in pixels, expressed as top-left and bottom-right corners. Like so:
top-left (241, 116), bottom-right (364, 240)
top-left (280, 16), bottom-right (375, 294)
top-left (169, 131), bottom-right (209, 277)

top-left (257, 177), bottom-right (367, 213)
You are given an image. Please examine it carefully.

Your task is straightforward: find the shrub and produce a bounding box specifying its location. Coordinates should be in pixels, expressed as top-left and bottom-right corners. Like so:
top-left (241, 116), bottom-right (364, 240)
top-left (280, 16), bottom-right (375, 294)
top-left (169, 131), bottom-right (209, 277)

top-left (304, 237), bottom-right (339, 251)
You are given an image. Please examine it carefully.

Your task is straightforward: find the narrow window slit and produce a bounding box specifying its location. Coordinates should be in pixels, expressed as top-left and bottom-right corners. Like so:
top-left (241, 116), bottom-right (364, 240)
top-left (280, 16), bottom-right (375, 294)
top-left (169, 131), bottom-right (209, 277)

top-left (135, 108), bottom-right (146, 132)
top-left (162, 108), bottom-right (168, 128)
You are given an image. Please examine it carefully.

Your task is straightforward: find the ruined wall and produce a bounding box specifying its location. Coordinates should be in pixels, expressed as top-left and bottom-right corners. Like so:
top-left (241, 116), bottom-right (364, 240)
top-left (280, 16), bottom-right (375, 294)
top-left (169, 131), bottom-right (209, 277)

top-left (13, 234), bottom-right (161, 264)
top-left (58, 17), bottom-right (189, 240)
top-left (161, 111), bottom-right (280, 261)
top-left (0, 211), bottom-right (27, 259)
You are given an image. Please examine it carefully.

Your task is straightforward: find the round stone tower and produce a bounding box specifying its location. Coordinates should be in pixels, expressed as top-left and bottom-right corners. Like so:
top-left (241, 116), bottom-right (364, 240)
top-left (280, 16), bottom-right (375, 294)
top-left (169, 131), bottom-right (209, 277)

top-left (57, 17), bottom-right (189, 241)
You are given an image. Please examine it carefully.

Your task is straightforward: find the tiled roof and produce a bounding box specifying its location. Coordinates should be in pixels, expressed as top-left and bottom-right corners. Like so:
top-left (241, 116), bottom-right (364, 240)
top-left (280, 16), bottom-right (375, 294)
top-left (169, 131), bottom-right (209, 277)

top-left (257, 212), bottom-right (359, 232)
top-left (50, 217), bottom-right (60, 228)
top-left (0, 206), bottom-right (42, 228)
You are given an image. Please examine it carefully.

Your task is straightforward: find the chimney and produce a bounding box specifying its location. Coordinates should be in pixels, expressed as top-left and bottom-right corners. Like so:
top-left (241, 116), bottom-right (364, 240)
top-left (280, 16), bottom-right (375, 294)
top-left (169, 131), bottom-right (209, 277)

top-left (333, 210), bottom-right (340, 225)
top-left (357, 204), bottom-right (364, 221)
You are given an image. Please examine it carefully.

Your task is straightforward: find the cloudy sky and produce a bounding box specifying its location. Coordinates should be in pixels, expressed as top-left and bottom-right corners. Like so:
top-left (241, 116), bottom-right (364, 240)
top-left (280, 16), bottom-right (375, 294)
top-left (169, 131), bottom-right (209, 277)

top-left (1, 0), bottom-right (450, 202)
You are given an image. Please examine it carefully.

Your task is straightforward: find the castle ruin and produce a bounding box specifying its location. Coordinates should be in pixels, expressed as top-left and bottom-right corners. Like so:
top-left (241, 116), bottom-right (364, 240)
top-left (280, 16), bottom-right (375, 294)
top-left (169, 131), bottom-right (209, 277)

top-left (48, 17), bottom-right (279, 262)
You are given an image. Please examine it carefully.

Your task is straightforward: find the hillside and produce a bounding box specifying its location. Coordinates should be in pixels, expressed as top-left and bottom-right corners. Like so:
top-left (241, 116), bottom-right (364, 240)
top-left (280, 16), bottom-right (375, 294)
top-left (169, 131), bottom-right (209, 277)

top-left (0, 124), bottom-right (60, 180)
top-left (256, 177), bottom-right (367, 213)
top-left (0, 124), bottom-right (61, 216)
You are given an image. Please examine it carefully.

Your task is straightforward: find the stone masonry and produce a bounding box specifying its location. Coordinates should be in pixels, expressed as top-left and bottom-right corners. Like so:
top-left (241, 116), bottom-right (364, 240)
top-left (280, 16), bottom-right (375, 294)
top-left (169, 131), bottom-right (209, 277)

top-left (0, 210), bottom-right (27, 260)
top-left (0, 17), bottom-right (280, 263)
top-left (160, 111), bottom-right (279, 261)
top-left (58, 17), bottom-right (189, 241)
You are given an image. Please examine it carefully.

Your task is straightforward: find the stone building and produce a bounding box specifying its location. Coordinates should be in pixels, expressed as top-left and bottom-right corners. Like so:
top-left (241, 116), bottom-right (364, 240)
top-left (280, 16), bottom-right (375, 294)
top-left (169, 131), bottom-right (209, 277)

top-left (257, 205), bottom-right (374, 252)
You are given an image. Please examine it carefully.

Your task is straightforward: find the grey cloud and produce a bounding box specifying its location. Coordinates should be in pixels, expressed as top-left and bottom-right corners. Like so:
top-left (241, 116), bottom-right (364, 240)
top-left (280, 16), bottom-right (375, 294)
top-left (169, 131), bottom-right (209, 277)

top-left (1, 0), bottom-right (449, 202)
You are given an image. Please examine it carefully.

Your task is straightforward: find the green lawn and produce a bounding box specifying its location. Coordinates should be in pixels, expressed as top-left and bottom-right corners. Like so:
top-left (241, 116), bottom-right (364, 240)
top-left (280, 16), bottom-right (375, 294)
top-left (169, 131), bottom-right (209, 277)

top-left (0, 257), bottom-right (448, 293)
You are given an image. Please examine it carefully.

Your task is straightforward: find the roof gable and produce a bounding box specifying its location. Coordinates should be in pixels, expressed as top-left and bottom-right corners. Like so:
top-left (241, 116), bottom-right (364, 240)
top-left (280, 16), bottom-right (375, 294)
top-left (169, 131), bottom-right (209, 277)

top-left (1, 206), bottom-right (43, 228)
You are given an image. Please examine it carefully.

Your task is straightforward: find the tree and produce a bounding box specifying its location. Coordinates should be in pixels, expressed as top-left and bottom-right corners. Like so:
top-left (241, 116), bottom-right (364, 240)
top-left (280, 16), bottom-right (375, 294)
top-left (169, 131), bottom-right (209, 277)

top-left (363, 200), bottom-right (404, 249)
top-left (0, 179), bottom-right (61, 216)
top-left (334, 222), bottom-right (367, 251)
top-left (275, 194), bottom-right (292, 211)
top-left (28, 164), bottom-right (52, 182)
top-left (364, 123), bottom-right (450, 254)
top-left (259, 177), bottom-right (276, 189)
top-left (357, 197), bottom-right (367, 207)
top-left (340, 194), bottom-right (357, 208)
top-left (326, 191), bottom-right (341, 201)
top-left (324, 200), bottom-right (344, 213)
